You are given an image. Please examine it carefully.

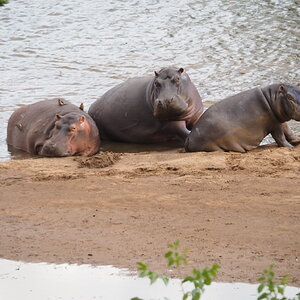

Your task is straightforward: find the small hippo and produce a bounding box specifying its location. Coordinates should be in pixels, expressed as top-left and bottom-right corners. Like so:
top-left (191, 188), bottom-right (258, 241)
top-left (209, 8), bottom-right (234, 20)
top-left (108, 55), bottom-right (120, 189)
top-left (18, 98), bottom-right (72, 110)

top-left (185, 84), bottom-right (300, 152)
top-left (7, 98), bottom-right (100, 157)
top-left (88, 67), bottom-right (204, 144)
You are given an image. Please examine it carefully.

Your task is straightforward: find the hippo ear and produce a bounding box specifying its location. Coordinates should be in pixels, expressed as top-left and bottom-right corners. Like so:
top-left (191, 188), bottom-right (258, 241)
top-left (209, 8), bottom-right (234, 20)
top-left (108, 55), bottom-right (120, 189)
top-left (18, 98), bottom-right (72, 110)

top-left (154, 71), bottom-right (159, 77)
top-left (79, 103), bottom-right (84, 111)
top-left (178, 68), bottom-right (184, 74)
top-left (79, 115), bottom-right (86, 124)
top-left (56, 114), bottom-right (63, 119)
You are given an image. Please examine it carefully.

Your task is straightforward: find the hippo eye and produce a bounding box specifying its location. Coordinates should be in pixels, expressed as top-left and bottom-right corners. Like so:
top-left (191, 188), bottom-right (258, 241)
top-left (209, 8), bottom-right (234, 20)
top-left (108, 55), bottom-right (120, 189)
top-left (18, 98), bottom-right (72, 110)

top-left (171, 76), bottom-right (180, 86)
top-left (55, 123), bottom-right (61, 130)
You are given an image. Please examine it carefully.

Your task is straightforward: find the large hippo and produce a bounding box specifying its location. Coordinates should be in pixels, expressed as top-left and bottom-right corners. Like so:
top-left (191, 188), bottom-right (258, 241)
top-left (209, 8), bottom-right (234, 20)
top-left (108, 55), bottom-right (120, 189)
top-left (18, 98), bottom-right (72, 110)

top-left (88, 67), bottom-right (203, 144)
top-left (7, 98), bottom-right (100, 156)
top-left (185, 84), bottom-right (300, 152)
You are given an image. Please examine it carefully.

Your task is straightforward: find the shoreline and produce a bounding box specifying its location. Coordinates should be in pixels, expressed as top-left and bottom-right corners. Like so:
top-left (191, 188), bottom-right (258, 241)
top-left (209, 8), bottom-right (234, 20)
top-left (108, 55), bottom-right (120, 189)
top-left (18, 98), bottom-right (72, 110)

top-left (0, 144), bottom-right (299, 286)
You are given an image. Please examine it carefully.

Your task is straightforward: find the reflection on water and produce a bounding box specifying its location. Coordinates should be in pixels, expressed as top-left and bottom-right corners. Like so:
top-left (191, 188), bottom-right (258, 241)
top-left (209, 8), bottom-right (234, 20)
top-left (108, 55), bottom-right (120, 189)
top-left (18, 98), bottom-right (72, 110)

top-left (7, 145), bottom-right (40, 160)
top-left (0, 0), bottom-right (299, 160)
top-left (1, 259), bottom-right (299, 300)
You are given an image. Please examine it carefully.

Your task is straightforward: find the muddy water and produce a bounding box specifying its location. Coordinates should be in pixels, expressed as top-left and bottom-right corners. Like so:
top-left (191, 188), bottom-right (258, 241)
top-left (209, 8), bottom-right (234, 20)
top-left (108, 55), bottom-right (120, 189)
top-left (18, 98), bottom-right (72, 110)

top-left (0, 0), bottom-right (299, 160)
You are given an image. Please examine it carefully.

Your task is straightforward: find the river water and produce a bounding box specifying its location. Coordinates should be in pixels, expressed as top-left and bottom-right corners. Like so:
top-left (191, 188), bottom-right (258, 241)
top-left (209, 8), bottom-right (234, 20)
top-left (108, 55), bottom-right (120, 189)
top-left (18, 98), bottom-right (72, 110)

top-left (1, 259), bottom-right (299, 300)
top-left (0, 0), bottom-right (299, 160)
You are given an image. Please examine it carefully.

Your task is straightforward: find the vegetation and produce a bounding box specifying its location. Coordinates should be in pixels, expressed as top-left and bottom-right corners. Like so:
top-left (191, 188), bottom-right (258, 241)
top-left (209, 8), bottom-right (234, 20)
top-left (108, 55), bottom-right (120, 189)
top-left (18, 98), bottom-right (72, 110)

top-left (131, 240), bottom-right (220, 300)
top-left (0, 0), bottom-right (8, 6)
top-left (131, 241), bottom-right (300, 300)
top-left (257, 264), bottom-right (300, 300)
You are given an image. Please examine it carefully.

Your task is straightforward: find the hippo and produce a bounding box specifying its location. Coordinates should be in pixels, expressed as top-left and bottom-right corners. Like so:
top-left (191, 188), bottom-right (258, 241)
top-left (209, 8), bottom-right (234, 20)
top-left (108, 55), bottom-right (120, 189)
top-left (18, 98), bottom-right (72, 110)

top-left (185, 84), bottom-right (300, 153)
top-left (88, 67), bottom-right (203, 144)
top-left (7, 98), bottom-right (100, 157)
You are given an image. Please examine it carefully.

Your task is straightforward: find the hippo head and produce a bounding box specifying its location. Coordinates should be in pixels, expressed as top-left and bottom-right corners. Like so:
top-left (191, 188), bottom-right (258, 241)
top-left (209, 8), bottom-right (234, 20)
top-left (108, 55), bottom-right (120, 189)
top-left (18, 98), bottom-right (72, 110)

top-left (278, 84), bottom-right (300, 121)
top-left (38, 113), bottom-right (97, 157)
top-left (151, 67), bottom-right (189, 120)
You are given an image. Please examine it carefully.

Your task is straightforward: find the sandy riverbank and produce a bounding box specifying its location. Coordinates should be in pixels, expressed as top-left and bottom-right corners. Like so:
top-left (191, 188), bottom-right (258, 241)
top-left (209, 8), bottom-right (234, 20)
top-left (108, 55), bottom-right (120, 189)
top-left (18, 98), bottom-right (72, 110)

top-left (0, 143), bottom-right (299, 285)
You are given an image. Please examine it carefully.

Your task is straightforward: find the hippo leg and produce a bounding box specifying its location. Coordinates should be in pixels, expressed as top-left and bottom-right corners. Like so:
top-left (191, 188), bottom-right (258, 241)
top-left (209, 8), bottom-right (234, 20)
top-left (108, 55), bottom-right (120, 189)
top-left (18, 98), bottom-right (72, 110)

top-left (271, 124), bottom-right (293, 147)
top-left (162, 121), bottom-right (190, 141)
top-left (281, 122), bottom-right (298, 142)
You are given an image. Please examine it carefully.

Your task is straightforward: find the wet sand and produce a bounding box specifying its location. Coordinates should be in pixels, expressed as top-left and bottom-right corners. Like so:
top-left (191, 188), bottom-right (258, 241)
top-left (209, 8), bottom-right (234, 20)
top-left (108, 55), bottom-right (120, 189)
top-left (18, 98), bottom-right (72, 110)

top-left (0, 144), bottom-right (299, 286)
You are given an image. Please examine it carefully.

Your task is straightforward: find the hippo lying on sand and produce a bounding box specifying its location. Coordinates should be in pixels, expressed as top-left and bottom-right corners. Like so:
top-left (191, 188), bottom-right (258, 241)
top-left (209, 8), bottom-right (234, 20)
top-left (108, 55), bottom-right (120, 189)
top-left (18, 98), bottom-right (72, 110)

top-left (7, 98), bottom-right (100, 156)
top-left (185, 84), bottom-right (300, 152)
top-left (88, 67), bottom-right (203, 144)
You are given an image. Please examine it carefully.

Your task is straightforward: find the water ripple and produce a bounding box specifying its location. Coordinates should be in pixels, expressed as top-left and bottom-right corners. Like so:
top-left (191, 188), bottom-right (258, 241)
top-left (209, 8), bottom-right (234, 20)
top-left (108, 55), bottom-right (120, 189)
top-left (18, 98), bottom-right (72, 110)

top-left (0, 0), bottom-right (299, 160)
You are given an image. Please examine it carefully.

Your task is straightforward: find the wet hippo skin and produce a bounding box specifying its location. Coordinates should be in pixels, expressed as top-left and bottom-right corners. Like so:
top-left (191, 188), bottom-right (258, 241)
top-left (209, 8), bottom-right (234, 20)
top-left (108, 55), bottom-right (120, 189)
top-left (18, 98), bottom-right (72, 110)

top-left (88, 67), bottom-right (204, 145)
top-left (185, 84), bottom-right (300, 152)
top-left (7, 98), bottom-right (100, 157)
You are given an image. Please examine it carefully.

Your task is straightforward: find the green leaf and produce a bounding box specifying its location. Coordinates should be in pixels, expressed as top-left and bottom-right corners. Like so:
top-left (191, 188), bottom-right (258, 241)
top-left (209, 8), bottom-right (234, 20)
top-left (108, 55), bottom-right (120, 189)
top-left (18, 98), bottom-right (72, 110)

top-left (257, 292), bottom-right (268, 300)
top-left (211, 264), bottom-right (220, 276)
top-left (149, 272), bottom-right (159, 284)
top-left (168, 257), bottom-right (175, 267)
top-left (278, 286), bottom-right (285, 295)
top-left (193, 269), bottom-right (201, 279)
top-left (167, 243), bottom-right (175, 249)
top-left (183, 293), bottom-right (189, 300)
top-left (269, 282), bottom-right (275, 292)
top-left (191, 289), bottom-right (201, 300)
top-left (139, 270), bottom-right (149, 277)
top-left (164, 251), bottom-right (173, 258)
top-left (258, 283), bottom-right (265, 293)
top-left (204, 276), bottom-right (212, 285)
top-left (160, 275), bottom-right (170, 286)
top-left (258, 276), bottom-right (266, 282)
top-left (182, 276), bottom-right (195, 283)
top-left (137, 262), bottom-right (147, 271)
top-left (131, 298), bottom-right (143, 300)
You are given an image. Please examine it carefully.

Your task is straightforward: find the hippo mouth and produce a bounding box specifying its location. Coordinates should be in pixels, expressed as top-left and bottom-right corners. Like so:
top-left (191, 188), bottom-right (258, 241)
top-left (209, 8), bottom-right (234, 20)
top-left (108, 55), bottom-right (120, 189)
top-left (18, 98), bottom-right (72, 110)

top-left (153, 98), bottom-right (188, 120)
top-left (39, 141), bottom-right (71, 157)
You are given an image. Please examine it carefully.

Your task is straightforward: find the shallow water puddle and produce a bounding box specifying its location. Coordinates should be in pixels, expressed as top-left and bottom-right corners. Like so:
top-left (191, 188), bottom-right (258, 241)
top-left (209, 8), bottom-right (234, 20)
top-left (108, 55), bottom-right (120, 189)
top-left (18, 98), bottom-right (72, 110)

top-left (1, 259), bottom-right (299, 300)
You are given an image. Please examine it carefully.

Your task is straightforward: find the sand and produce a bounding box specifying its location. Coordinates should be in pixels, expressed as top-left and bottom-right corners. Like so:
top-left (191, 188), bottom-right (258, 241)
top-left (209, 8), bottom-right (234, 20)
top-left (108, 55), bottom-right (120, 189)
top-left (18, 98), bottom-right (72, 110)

top-left (0, 144), bottom-right (299, 286)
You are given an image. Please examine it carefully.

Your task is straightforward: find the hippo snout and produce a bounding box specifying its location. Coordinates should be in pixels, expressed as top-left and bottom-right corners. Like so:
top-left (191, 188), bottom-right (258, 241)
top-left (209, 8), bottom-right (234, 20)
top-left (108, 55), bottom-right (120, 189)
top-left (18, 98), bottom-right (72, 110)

top-left (153, 97), bottom-right (188, 120)
top-left (40, 141), bottom-right (70, 157)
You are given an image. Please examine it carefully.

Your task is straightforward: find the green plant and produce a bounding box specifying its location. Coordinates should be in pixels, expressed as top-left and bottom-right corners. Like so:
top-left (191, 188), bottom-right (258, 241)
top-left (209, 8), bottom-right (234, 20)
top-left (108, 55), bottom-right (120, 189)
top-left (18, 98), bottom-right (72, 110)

top-left (131, 240), bottom-right (220, 300)
top-left (257, 264), bottom-right (300, 300)
top-left (0, 0), bottom-right (8, 6)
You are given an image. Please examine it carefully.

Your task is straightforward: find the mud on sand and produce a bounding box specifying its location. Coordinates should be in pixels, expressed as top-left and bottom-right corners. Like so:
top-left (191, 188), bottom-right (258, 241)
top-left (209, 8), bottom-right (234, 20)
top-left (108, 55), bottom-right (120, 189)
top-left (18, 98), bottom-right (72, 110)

top-left (0, 145), bottom-right (299, 286)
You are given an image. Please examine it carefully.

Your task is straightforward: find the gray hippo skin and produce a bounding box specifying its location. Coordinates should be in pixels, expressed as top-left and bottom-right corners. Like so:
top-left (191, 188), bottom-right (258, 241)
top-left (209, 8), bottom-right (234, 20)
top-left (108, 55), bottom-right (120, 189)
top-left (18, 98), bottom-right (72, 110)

top-left (185, 84), bottom-right (300, 152)
top-left (88, 67), bottom-right (203, 144)
top-left (7, 99), bottom-right (100, 156)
